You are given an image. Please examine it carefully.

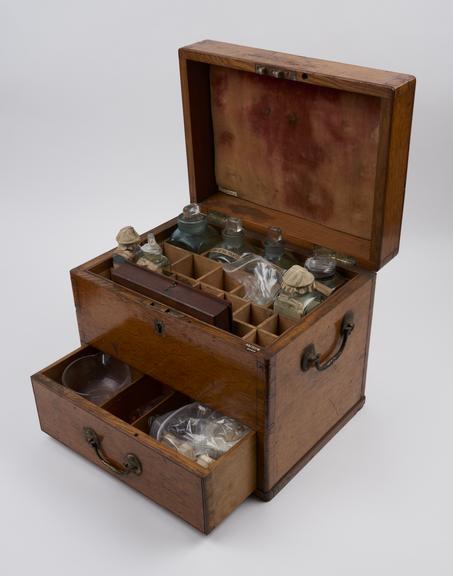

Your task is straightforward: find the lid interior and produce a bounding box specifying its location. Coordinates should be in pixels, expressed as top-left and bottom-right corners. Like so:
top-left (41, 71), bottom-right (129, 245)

top-left (210, 66), bottom-right (380, 241)
top-left (179, 42), bottom-right (415, 270)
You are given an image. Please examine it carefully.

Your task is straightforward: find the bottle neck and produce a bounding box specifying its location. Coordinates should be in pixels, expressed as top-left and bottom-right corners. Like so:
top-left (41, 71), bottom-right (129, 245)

top-left (222, 230), bottom-right (244, 250)
top-left (177, 214), bottom-right (208, 235)
top-left (264, 241), bottom-right (284, 261)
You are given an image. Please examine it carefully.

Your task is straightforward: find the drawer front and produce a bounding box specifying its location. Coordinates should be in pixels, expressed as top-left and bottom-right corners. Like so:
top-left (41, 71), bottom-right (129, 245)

top-left (32, 357), bottom-right (256, 533)
top-left (265, 274), bottom-right (375, 492)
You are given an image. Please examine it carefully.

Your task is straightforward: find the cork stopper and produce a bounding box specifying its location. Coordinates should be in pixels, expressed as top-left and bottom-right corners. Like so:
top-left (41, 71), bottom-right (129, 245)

top-left (281, 265), bottom-right (315, 295)
top-left (116, 226), bottom-right (140, 246)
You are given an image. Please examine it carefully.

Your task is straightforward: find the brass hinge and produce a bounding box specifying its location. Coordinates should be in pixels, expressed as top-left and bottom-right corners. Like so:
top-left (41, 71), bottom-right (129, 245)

top-left (255, 64), bottom-right (297, 81)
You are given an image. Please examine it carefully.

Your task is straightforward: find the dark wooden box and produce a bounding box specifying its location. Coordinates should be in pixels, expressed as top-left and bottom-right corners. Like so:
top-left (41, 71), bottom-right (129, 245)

top-left (31, 40), bottom-right (415, 533)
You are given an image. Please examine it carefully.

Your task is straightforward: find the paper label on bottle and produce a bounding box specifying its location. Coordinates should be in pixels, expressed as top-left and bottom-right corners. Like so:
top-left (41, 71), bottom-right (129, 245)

top-left (208, 248), bottom-right (241, 261)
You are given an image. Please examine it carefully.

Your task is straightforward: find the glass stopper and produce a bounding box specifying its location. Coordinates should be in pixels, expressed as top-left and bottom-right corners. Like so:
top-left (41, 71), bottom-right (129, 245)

top-left (305, 245), bottom-right (336, 276)
top-left (267, 226), bottom-right (283, 244)
top-left (182, 203), bottom-right (203, 221)
top-left (224, 217), bottom-right (243, 235)
top-left (145, 233), bottom-right (162, 255)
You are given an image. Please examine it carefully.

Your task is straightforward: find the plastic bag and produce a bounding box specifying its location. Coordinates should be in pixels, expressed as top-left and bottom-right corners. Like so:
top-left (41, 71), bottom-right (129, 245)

top-left (149, 403), bottom-right (249, 466)
top-left (223, 254), bottom-right (283, 305)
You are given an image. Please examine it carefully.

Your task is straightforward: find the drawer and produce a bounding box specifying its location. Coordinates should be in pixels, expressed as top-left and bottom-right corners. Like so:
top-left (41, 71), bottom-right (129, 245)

top-left (31, 346), bottom-right (256, 534)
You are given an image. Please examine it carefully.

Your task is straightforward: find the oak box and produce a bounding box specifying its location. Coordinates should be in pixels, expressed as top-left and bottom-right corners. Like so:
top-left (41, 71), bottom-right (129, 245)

top-left (32, 40), bottom-right (415, 533)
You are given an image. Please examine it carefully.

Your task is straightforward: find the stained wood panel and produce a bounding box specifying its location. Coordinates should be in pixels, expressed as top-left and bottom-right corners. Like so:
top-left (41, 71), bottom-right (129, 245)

top-left (210, 65), bottom-right (381, 240)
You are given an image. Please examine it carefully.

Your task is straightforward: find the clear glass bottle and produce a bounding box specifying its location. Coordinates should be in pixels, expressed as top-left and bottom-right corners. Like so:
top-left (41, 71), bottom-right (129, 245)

top-left (304, 246), bottom-right (346, 291)
top-left (263, 226), bottom-right (298, 269)
top-left (274, 265), bottom-right (323, 319)
top-left (208, 217), bottom-right (254, 263)
top-left (139, 233), bottom-right (169, 272)
top-left (168, 203), bottom-right (220, 254)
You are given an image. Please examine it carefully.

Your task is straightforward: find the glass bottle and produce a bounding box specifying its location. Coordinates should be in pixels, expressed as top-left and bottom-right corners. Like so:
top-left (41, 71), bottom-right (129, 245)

top-left (274, 265), bottom-right (323, 319)
top-left (112, 226), bottom-right (142, 268)
top-left (263, 226), bottom-right (298, 269)
top-left (304, 246), bottom-right (346, 291)
top-left (168, 203), bottom-right (220, 254)
top-left (208, 217), bottom-right (254, 263)
top-left (207, 210), bottom-right (228, 228)
top-left (138, 233), bottom-right (169, 272)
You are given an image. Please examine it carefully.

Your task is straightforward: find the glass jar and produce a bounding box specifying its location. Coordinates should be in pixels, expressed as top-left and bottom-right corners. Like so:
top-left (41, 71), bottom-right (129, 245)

top-left (305, 246), bottom-right (346, 291)
top-left (274, 265), bottom-right (323, 319)
top-left (168, 203), bottom-right (220, 254)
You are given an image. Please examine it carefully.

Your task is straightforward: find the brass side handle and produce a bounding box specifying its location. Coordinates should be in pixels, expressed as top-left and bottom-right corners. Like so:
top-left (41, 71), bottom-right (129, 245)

top-left (83, 427), bottom-right (142, 476)
top-left (301, 312), bottom-right (355, 372)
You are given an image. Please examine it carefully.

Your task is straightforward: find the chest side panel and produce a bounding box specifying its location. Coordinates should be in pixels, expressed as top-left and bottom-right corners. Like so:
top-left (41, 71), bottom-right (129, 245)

top-left (266, 274), bottom-right (375, 491)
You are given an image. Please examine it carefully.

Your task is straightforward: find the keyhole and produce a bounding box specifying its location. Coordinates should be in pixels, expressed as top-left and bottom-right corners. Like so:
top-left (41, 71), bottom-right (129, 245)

top-left (154, 319), bottom-right (165, 335)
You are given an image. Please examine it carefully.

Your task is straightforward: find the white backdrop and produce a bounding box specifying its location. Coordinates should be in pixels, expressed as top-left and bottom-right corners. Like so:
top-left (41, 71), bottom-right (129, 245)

top-left (1, 1), bottom-right (452, 574)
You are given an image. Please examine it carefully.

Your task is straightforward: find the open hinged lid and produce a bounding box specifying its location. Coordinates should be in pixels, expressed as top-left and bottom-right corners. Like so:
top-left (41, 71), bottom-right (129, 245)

top-left (179, 40), bottom-right (415, 270)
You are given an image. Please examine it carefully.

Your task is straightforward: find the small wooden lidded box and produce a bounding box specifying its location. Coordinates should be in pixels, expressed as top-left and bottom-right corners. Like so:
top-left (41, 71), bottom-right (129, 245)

top-left (31, 40), bottom-right (415, 533)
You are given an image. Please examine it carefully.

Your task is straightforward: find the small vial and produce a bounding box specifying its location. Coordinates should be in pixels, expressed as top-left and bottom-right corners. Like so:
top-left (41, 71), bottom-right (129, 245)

top-left (263, 226), bottom-right (298, 269)
top-left (139, 233), bottom-right (169, 271)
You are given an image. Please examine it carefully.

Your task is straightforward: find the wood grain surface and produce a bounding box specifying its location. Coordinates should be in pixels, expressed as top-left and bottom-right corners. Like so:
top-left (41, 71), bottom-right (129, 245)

top-left (32, 362), bottom-right (256, 534)
top-left (180, 40), bottom-right (414, 97)
top-left (210, 65), bottom-right (381, 240)
top-left (179, 40), bottom-right (416, 270)
top-left (264, 274), bottom-right (375, 490)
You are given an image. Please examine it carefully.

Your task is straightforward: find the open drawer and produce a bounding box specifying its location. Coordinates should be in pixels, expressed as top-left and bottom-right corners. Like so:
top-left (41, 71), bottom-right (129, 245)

top-left (31, 346), bottom-right (256, 534)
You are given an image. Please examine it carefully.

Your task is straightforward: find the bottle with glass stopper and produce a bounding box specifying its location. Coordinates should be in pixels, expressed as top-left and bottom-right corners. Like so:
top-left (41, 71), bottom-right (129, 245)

top-left (168, 203), bottom-right (220, 254)
top-left (304, 246), bottom-right (346, 292)
top-left (136, 232), bottom-right (169, 273)
top-left (263, 226), bottom-right (298, 269)
top-left (274, 265), bottom-right (324, 320)
top-left (208, 217), bottom-right (254, 263)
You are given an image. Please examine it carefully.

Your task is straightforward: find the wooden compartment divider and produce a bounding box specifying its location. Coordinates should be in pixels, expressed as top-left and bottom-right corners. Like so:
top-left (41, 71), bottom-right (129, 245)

top-left (88, 233), bottom-right (356, 348)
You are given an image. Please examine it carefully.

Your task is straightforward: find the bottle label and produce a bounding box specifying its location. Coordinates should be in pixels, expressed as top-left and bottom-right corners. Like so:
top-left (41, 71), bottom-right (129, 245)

top-left (208, 247), bottom-right (241, 261)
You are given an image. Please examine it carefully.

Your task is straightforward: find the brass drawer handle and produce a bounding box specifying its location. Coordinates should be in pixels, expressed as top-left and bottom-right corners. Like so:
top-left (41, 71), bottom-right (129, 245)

top-left (301, 312), bottom-right (355, 372)
top-left (83, 427), bottom-right (142, 476)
